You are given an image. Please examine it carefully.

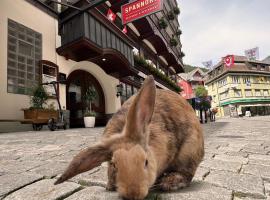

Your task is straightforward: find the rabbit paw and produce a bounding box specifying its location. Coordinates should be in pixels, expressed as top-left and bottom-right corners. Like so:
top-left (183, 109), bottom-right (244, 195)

top-left (158, 172), bottom-right (189, 191)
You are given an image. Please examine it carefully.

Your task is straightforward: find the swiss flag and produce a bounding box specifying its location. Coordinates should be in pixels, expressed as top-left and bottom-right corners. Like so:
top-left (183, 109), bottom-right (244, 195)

top-left (122, 25), bottom-right (128, 34)
top-left (107, 9), bottom-right (116, 22)
top-left (224, 55), bottom-right (235, 68)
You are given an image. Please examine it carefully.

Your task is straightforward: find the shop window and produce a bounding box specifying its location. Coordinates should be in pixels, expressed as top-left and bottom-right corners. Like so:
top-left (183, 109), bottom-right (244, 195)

top-left (243, 76), bottom-right (251, 84)
top-left (7, 19), bottom-right (42, 95)
top-left (245, 90), bottom-right (252, 97)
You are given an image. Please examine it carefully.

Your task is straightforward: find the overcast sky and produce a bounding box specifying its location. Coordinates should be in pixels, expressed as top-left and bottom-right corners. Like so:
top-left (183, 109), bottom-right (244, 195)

top-left (178, 0), bottom-right (270, 67)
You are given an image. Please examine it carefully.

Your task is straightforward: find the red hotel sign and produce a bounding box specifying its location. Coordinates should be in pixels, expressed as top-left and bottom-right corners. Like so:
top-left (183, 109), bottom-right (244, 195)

top-left (121, 0), bottom-right (163, 24)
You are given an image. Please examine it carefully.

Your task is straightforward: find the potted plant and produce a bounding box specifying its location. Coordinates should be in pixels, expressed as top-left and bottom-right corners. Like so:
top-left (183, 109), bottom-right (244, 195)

top-left (168, 11), bottom-right (175, 20)
top-left (173, 7), bottom-right (180, 15)
top-left (83, 86), bottom-right (97, 128)
top-left (158, 17), bottom-right (168, 29)
top-left (170, 37), bottom-right (178, 46)
top-left (176, 29), bottom-right (182, 36)
top-left (23, 85), bottom-right (58, 125)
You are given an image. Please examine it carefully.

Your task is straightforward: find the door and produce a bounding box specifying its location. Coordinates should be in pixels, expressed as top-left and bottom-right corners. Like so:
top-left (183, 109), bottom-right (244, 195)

top-left (66, 70), bottom-right (105, 127)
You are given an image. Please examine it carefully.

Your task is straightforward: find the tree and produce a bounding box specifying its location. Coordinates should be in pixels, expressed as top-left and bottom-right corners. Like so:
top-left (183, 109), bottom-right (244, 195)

top-left (195, 85), bottom-right (208, 97)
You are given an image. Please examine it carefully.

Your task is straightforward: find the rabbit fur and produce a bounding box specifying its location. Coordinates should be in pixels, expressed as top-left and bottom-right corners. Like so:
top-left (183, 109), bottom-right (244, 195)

top-left (55, 75), bottom-right (204, 200)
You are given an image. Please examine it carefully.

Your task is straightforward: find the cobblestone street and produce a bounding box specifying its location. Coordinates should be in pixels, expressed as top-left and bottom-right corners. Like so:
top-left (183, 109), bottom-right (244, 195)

top-left (0, 116), bottom-right (270, 200)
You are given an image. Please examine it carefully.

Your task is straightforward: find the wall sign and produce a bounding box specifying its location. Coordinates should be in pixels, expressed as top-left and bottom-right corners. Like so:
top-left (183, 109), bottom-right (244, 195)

top-left (121, 0), bottom-right (163, 24)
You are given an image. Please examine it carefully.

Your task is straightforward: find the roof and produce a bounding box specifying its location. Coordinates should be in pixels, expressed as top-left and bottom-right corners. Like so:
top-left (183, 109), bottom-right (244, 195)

top-left (263, 56), bottom-right (270, 64)
top-left (205, 55), bottom-right (270, 84)
top-left (179, 68), bottom-right (206, 81)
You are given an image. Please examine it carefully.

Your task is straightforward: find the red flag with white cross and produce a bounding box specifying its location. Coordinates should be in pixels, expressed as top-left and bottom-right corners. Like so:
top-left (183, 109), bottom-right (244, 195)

top-left (122, 25), bottom-right (128, 34)
top-left (107, 9), bottom-right (116, 22)
top-left (224, 55), bottom-right (235, 68)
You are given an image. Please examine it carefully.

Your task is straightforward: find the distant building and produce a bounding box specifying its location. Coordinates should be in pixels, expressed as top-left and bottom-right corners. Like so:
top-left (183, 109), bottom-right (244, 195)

top-left (205, 56), bottom-right (270, 117)
top-left (178, 68), bottom-right (206, 99)
top-left (263, 56), bottom-right (270, 64)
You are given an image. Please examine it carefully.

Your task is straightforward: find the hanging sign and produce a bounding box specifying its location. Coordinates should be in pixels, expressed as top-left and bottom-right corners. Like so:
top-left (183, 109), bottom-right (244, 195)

top-left (121, 0), bottom-right (163, 24)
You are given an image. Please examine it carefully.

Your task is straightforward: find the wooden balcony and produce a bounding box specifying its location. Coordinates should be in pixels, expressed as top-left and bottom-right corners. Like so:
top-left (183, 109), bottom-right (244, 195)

top-left (57, 10), bottom-right (138, 78)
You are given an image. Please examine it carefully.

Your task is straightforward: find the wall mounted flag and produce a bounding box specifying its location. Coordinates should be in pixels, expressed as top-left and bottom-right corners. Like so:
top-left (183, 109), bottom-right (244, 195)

top-left (224, 55), bottom-right (234, 68)
top-left (122, 25), bottom-right (128, 34)
top-left (107, 9), bottom-right (116, 22)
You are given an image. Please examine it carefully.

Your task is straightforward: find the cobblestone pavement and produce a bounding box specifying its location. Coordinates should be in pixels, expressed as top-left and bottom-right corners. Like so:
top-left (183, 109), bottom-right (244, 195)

top-left (1, 116), bottom-right (270, 200)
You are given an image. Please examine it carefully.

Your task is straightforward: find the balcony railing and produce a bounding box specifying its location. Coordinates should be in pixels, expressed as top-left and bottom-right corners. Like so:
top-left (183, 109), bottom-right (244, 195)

top-left (148, 14), bottom-right (182, 60)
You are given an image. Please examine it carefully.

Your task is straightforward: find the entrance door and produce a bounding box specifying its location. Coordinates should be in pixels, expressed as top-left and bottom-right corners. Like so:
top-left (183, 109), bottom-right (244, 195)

top-left (66, 70), bottom-right (105, 127)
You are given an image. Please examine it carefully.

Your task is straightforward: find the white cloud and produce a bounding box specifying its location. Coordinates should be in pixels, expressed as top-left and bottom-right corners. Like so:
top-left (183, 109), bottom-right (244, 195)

top-left (178, 0), bottom-right (270, 66)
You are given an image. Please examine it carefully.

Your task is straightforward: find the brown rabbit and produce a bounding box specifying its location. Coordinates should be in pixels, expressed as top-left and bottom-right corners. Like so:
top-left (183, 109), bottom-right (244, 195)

top-left (55, 75), bottom-right (204, 200)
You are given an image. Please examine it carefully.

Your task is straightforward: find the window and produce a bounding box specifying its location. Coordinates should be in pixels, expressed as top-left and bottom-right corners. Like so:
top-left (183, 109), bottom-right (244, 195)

top-left (245, 90), bottom-right (252, 97)
top-left (7, 19), bottom-right (42, 95)
top-left (255, 90), bottom-right (262, 97)
top-left (232, 76), bottom-right (240, 84)
top-left (218, 78), bottom-right (227, 87)
top-left (263, 90), bottom-right (269, 97)
top-left (120, 82), bottom-right (138, 104)
top-left (220, 91), bottom-right (228, 100)
top-left (261, 66), bottom-right (266, 71)
top-left (243, 76), bottom-right (251, 84)
top-left (234, 90), bottom-right (242, 97)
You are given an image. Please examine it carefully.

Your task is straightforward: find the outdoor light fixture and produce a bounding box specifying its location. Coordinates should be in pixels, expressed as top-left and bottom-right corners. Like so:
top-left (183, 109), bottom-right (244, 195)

top-left (116, 84), bottom-right (123, 97)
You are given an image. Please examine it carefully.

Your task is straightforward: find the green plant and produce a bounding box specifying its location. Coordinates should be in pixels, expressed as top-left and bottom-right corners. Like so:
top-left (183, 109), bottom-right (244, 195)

top-left (181, 51), bottom-right (185, 57)
top-left (84, 86), bottom-right (97, 117)
top-left (47, 102), bottom-right (56, 111)
top-left (30, 85), bottom-right (48, 109)
top-left (168, 11), bottom-right (175, 20)
top-left (170, 38), bottom-right (178, 46)
top-left (176, 29), bottom-right (182, 36)
top-left (158, 17), bottom-right (168, 29)
top-left (195, 86), bottom-right (208, 97)
top-left (173, 7), bottom-right (180, 15)
top-left (134, 54), bottom-right (181, 92)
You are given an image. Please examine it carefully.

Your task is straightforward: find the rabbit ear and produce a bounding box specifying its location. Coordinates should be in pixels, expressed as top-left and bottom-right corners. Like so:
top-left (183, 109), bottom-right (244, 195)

top-left (54, 135), bottom-right (122, 185)
top-left (125, 75), bottom-right (156, 146)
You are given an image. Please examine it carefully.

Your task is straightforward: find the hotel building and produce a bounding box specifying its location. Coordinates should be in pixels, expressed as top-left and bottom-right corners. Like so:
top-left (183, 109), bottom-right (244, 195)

top-left (205, 56), bottom-right (270, 117)
top-left (0, 0), bottom-right (184, 132)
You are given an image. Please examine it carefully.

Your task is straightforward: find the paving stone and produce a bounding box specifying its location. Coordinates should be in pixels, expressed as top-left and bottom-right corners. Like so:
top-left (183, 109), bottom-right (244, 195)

top-left (193, 167), bottom-right (210, 181)
top-left (200, 159), bottom-right (242, 172)
top-left (205, 170), bottom-right (265, 199)
top-left (249, 155), bottom-right (270, 166)
top-left (226, 151), bottom-right (249, 158)
top-left (29, 161), bottom-right (68, 178)
top-left (218, 146), bottom-right (243, 153)
top-left (214, 154), bottom-right (248, 164)
top-left (159, 181), bottom-right (232, 200)
top-left (243, 164), bottom-right (270, 181)
top-left (71, 166), bottom-right (108, 188)
top-left (265, 182), bottom-right (270, 195)
top-left (4, 179), bottom-right (81, 200)
top-left (0, 160), bottom-right (46, 174)
top-left (65, 186), bottom-right (121, 200)
top-left (0, 173), bottom-right (43, 198)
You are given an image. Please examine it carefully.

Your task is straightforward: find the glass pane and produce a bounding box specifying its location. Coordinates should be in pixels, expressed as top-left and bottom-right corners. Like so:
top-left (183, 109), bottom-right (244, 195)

top-left (18, 41), bottom-right (33, 57)
top-left (8, 77), bottom-right (17, 85)
top-left (69, 81), bottom-right (81, 103)
top-left (8, 59), bottom-right (16, 68)
top-left (7, 68), bottom-right (17, 76)
top-left (18, 79), bottom-right (25, 87)
top-left (18, 63), bottom-right (26, 71)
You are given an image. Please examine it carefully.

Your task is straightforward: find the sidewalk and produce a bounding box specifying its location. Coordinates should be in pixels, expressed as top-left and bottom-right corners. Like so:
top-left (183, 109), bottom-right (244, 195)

top-left (0, 117), bottom-right (270, 199)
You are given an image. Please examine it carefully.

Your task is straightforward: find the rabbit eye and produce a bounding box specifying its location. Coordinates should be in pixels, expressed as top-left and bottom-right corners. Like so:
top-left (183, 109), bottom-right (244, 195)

top-left (145, 159), bottom-right (148, 167)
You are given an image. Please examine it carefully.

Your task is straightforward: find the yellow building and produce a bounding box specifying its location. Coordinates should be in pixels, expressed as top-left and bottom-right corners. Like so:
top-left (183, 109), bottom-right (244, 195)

top-left (205, 56), bottom-right (270, 117)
